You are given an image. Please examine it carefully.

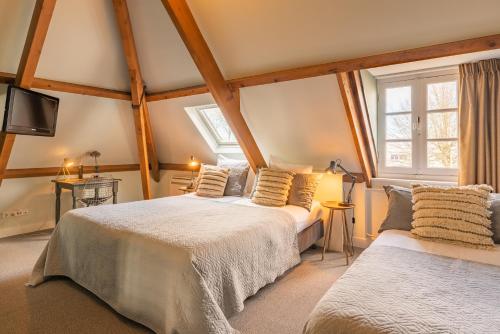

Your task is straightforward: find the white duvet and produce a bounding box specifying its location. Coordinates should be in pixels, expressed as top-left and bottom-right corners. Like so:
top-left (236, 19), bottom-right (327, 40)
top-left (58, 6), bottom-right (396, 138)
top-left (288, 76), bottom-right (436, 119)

top-left (29, 195), bottom-right (301, 334)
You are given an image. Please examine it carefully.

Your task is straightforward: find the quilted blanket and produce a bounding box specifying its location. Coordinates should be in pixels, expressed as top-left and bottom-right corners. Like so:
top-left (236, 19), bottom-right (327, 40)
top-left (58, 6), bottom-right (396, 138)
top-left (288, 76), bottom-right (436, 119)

top-left (29, 196), bottom-right (300, 334)
top-left (304, 244), bottom-right (500, 334)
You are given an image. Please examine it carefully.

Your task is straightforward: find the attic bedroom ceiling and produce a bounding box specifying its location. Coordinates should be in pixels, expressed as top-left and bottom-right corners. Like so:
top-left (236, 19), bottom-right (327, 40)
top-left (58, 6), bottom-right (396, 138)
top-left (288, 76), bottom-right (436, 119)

top-left (3, 0), bottom-right (500, 93)
top-left (1, 0), bottom-right (500, 176)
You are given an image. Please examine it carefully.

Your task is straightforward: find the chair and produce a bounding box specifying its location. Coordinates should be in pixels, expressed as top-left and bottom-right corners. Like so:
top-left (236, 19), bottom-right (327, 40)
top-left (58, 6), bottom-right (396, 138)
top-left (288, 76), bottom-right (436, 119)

top-left (76, 176), bottom-right (115, 207)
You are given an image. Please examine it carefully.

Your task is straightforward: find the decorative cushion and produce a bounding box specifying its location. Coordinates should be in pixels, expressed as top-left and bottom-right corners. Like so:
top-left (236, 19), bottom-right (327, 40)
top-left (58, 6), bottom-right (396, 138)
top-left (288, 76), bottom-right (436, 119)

top-left (378, 185), bottom-right (413, 233)
top-left (196, 165), bottom-right (230, 198)
top-left (490, 194), bottom-right (500, 244)
top-left (225, 166), bottom-right (250, 196)
top-left (287, 173), bottom-right (322, 211)
top-left (269, 155), bottom-right (313, 174)
top-left (217, 156), bottom-right (250, 196)
top-left (251, 168), bottom-right (295, 207)
top-left (411, 184), bottom-right (494, 249)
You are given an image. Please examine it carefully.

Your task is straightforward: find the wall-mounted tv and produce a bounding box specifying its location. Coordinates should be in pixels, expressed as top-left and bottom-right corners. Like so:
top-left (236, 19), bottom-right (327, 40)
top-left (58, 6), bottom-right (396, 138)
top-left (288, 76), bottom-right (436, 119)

top-left (2, 85), bottom-right (59, 137)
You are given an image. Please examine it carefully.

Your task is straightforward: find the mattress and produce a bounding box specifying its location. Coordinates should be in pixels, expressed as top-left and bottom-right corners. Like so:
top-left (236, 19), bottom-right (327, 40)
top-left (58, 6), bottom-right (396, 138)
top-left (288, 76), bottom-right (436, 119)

top-left (185, 194), bottom-right (323, 233)
top-left (374, 229), bottom-right (500, 266)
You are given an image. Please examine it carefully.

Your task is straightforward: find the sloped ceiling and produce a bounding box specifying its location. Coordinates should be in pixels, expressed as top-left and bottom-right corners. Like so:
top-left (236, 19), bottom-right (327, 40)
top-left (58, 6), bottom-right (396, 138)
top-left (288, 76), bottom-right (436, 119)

top-left (36, 0), bottom-right (131, 90)
top-left (1, 0), bottom-right (500, 172)
top-left (187, 0), bottom-right (500, 79)
top-left (126, 0), bottom-right (203, 92)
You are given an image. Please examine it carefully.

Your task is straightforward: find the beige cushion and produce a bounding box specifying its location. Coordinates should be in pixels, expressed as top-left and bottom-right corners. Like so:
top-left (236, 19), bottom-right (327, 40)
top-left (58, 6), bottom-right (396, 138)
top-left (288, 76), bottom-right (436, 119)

top-left (196, 165), bottom-right (230, 198)
top-left (411, 184), bottom-right (494, 249)
top-left (251, 168), bottom-right (295, 207)
top-left (287, 173), bottom-right (322, 211)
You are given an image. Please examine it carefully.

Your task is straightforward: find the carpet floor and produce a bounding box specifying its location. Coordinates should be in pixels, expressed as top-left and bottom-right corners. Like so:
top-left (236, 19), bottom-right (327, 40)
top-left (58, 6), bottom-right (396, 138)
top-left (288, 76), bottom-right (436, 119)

top-left (0, 230), bottom-right (358, 334)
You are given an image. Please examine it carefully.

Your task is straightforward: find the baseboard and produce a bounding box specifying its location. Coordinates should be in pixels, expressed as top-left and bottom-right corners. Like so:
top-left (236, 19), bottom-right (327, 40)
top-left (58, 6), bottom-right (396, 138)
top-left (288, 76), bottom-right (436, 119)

top-left (353, 236), bottom-right (373, 249)
top-left (0, 221), bottom-right (54, 239)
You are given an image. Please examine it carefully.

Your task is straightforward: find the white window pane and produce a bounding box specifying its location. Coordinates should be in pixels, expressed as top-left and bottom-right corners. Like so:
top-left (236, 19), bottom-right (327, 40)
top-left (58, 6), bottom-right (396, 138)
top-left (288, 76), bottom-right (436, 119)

top-left (386, 86), bottom-right (411, 113)
top-left (427, 141), bottom-right (458, 168)
top-left (427, 81), bottom-right (457, 110)
top-left (386, 142), bottom-right (412, 167)
top-left (386, 114), bottom-right (411, 140)
top-left (200, 107), bottom-right (237, 144)
top-left (427, 112), bottom-right (458, 139)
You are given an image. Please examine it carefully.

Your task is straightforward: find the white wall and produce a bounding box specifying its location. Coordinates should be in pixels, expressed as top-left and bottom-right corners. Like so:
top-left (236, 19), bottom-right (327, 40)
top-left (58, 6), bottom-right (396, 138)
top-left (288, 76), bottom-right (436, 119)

top-left (0, 86), bottom-right (146, 238)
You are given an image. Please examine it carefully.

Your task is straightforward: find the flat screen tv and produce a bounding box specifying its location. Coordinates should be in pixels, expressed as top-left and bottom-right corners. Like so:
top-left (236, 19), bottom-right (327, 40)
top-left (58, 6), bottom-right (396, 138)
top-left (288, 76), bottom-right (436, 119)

top-left (2, 85), bottom-right (59, 137)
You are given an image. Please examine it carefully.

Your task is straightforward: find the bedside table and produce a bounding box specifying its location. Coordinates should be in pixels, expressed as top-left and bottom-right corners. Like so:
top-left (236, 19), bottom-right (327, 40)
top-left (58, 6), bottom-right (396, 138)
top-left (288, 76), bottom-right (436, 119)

top-left (321, 201), bottom-right (355, 265)
top-left (178, 186), bottom-right (195, 194)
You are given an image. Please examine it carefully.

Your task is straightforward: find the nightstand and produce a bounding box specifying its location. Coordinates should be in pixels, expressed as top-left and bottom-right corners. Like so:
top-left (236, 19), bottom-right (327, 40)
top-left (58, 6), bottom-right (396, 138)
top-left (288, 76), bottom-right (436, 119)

top-left (321, 201), bottom-right (355, 265)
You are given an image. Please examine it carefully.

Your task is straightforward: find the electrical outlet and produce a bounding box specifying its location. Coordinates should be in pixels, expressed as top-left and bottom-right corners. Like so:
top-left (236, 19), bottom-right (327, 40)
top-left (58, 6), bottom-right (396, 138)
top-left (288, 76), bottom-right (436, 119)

top-left (0, 209), bottom-right (30, 219)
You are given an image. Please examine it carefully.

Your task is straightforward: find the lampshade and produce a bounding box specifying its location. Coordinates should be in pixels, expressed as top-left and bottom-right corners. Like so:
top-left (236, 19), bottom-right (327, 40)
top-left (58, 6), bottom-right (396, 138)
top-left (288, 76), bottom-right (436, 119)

top-left (63, 158), bottom-right (74, 168)
top-left (314, 172), bottom-right (344, 203)
top-left (188, 155), bottom-right (200, 167)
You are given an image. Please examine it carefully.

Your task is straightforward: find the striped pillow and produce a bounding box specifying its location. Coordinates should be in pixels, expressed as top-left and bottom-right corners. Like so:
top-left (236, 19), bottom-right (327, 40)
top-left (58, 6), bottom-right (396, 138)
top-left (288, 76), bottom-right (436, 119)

top-left (411, 184), bottom-right (494, 249)
top-left (196, 165), bottom-right (230, 198)
top-left (251, 168), bottom-right (295, 207)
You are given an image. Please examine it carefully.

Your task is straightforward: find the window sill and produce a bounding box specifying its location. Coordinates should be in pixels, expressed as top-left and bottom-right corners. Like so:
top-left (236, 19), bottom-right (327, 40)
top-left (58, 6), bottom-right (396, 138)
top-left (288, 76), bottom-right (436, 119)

top-left (372, 176), bottom-right (457, 189)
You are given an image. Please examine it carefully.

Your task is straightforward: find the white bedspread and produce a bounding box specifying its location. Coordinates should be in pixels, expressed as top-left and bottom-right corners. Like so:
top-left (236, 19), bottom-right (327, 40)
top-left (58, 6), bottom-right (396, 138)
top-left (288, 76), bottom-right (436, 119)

top-left (304, 230), bottom-right (500, 334)
top-left (29, 196), bottom-right (300, 334)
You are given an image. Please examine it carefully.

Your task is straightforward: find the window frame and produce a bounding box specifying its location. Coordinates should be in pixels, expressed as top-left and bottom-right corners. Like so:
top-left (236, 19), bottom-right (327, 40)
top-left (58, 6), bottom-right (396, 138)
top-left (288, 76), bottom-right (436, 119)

top-left (377, 68), bottom-right (459, 179)
top-left (185, 104), bottom-right (242, 154)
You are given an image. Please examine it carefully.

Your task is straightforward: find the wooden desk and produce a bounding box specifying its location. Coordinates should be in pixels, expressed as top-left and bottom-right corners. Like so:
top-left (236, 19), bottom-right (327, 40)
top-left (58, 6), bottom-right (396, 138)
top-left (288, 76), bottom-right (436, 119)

top-left (52, 178), bottom-right (121, 223)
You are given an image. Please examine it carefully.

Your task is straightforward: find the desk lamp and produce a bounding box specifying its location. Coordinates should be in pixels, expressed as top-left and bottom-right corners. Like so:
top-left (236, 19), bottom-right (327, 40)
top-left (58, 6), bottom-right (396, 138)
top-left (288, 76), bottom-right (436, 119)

top-left (325, 159), bottom-right (356, 206)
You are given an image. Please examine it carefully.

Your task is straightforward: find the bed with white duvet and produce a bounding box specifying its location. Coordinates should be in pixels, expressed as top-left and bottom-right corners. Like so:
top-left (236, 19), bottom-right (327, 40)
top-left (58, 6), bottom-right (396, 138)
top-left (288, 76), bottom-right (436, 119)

top-left (29, 194), bottom-right (322, 334)
top-left (304, 230), bottom-right (500, 334)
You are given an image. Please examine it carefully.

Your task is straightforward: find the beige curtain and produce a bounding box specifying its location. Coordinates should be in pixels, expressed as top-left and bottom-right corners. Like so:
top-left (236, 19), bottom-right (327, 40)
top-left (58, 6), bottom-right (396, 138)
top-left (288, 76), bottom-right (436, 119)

top-left (459, 59), bottom-right (500, 191)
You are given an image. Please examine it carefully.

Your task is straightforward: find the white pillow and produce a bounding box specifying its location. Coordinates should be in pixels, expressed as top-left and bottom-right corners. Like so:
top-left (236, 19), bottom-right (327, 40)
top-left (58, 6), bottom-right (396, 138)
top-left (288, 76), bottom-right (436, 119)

top-left (269, 155), bottom-right (313, 174)
top-left (217, 155), bottom-right (249, 168)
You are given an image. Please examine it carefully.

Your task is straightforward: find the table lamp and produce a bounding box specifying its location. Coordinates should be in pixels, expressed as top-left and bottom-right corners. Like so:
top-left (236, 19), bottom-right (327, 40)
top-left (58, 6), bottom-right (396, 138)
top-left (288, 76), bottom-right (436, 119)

top-left (325, 159), bottom-right (356, 206)
top-left (188, 155), bottom-right (200, 189)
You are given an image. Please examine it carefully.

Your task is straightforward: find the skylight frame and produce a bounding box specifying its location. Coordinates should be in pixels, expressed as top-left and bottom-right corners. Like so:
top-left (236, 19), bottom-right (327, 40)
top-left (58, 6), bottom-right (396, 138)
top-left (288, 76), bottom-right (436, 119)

top-left (184, 104), bottom-right (242, 154)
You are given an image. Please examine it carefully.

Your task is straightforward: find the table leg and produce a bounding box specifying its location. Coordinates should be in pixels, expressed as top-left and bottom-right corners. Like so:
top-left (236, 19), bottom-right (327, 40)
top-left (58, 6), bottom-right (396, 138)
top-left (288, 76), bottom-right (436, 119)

top-left (112, 181), bottom-right (118, 204)
top-left (72, 189), bottom-right (77, 209)
top-left (343, 211), bottom-right (349, 265)
top-left (55, 184), bottom-right (61, 224)
top-left (321, 209), bottom-right (333, 261)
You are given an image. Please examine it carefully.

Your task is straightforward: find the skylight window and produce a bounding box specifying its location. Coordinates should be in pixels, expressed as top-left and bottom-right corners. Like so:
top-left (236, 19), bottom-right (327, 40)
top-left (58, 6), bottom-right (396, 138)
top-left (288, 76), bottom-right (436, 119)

top-left (185, 104), bottom-right (242, 154)
top-left (198, 106), bottom-right (237, 145)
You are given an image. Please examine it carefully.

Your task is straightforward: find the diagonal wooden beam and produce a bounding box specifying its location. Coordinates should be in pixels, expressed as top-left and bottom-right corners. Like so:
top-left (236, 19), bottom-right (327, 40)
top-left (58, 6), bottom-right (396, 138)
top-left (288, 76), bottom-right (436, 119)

top-left (0, 0), bottom-right (57, 186)
top-left (161, 0), bottom-right (266, 171)
top-left (112, 0), bottom-right (160, 200)
top-left (336, 71), bottom-right (377, 187)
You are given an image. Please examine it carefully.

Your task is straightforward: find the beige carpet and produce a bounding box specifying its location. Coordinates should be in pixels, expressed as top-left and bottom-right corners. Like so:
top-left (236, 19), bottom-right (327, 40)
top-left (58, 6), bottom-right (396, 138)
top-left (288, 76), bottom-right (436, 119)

top-left (0, 230), bottom-right (359, 334)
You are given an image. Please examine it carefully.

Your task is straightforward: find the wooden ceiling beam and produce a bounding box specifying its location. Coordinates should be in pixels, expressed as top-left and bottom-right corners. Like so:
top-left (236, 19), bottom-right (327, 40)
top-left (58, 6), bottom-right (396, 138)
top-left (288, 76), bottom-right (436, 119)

top-left (146, 84), bottom-right (209, 102)
top-left (0, 0), bottom-right (57, 186)
top-left (336, 71), bottom-right (377, 187)
top-left (146, 33), bottom-right (500, 101)
top-left (112, 0), bottom-right (160, 199)
top-left (0, 72), bottom-right (131, 100)
top-left (161, 0), bottom-right (266, 171)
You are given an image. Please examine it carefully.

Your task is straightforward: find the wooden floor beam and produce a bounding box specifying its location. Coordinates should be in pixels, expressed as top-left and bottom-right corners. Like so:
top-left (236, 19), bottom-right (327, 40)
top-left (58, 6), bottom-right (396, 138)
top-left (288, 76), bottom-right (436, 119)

top-left (0, 0), bottom-right (57, 186)
top-left (161, 0), bottom-right (266, 171)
